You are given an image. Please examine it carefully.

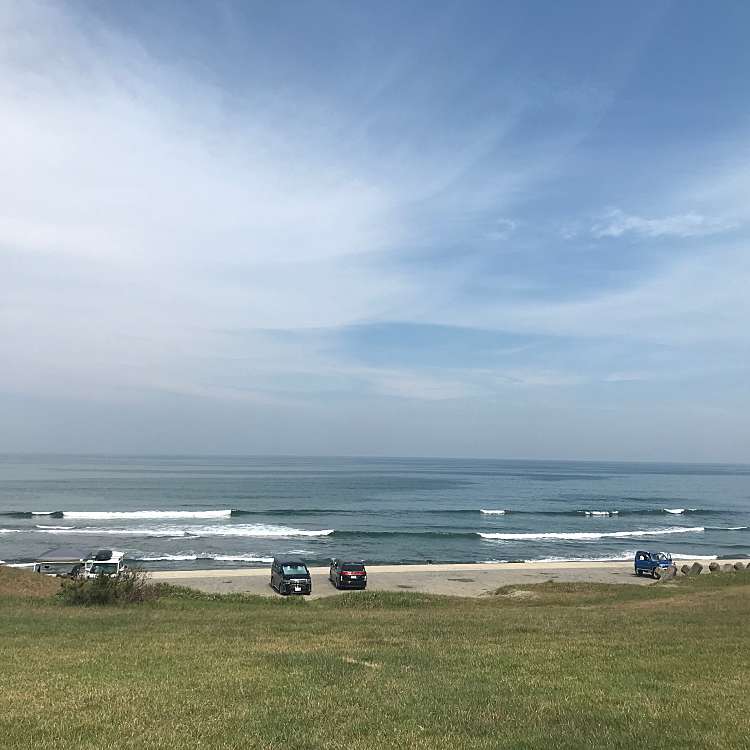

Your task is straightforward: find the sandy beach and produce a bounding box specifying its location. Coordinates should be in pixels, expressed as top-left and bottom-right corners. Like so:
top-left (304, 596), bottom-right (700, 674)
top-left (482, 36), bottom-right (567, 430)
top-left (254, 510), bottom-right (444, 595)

top-left (148, 559), bottom-right (746, 599)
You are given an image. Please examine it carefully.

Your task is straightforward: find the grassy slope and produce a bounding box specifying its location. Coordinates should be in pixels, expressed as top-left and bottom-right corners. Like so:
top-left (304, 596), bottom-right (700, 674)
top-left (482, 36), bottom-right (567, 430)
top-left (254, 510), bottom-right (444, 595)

top-left (0, 566), bottom-right (61, 597)
top-left (1, 574), bottom-right (749, 750)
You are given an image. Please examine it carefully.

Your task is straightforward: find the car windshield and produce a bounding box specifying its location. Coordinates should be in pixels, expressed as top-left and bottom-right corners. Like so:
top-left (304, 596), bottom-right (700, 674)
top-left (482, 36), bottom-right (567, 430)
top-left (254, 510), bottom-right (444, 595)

top-left (342, 564), bottom-right (365, 572)
top-left (282, 564), bottom-right (307, 576)
top-left (89, 563), bottom-right (118, 574)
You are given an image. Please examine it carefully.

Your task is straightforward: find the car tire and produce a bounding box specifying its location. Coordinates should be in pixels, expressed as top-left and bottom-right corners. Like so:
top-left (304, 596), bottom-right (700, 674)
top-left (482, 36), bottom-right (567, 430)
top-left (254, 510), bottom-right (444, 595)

top-left (635, 569), bottom-right (642, 576)
top-left (652, 569), bottom-right (661, 580)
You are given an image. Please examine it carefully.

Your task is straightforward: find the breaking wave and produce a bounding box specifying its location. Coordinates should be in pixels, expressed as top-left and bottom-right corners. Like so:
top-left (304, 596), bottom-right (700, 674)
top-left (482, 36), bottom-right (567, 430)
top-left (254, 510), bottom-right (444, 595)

top-left (35, 525), bottom-right (75, 530)
top-left (478, 526), bottom-right (706, 541)
top-left (331, 529), bottom-right (476, 540)
top-left (0, 506), bottom-right (722, 522)
top-left (520, 551), bottom-right (719, 562)
top-left (185, 524), bottom-right (334, 538)
top-left (134, 553), bottom-right (274, 563)
top-left (62, 510), bottom-right (234, 520)
top-left (8, 523), bottom-right (334, 538)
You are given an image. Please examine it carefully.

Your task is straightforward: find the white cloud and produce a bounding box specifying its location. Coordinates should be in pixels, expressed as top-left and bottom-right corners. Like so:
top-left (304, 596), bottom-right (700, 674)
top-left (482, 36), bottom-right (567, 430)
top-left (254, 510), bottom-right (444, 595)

top-left (0, 1), bottom-right (422, 406)
top-left (1, 0), bottom-right (748, 461)
top-left (590, 208), bottom-right (737, 239)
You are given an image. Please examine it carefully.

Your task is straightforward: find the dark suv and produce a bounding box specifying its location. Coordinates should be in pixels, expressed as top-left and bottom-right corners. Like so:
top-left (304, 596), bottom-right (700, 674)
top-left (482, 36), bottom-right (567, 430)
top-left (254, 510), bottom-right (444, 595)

top-left (329, 559), bottom-right (367, 589)
top-left (270, 559), bottom-right (311, 595)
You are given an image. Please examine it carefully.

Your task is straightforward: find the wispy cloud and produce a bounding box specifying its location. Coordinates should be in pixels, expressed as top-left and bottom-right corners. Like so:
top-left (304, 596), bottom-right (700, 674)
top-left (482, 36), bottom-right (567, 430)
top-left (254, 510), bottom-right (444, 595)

top-left (2, 2), bottom-right (749, 458)
top-left (483, 218), bottom-right (518, 241)
top-left (590, 208), bottom-right (737, 239)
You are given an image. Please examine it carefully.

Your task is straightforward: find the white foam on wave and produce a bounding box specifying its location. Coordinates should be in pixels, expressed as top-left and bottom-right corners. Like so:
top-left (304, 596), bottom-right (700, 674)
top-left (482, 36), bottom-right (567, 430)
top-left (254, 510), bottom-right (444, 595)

top-left (0, 529), bottom-right (21, 534)
top-left (478, 526), bottom-right (705, 541)
top-left (28, 523), bottom-right (334, 538)
top-left (32, 527), bottom-right (183, 537)
top-left (581, 510), bottom-right (619, 516)
top-left (527, 551), bottom-right (719, 563)
top-left (480, 509), bottom-right (506, 515)
top-left (62, 510), bottom-right (233, 520)
top-left (134, 553), bottom-right (274, 563)
top-left (671, 553), bottom-right (718, 560)
top-left (185, 524), bottom-right (334, 538)
top-left (664, 508), bottom-right (685, 514)
top-left (531, 553), bottom-right (634, 563)
top-left (35, 525), bottom-right (74, 530)
top-left (31, 511), bottom-right (55, 516)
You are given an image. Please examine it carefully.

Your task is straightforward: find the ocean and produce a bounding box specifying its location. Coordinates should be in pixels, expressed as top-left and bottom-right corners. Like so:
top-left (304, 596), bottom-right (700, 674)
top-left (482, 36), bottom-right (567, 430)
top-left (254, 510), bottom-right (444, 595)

top-left (1, 455), bottom-right (748, 570)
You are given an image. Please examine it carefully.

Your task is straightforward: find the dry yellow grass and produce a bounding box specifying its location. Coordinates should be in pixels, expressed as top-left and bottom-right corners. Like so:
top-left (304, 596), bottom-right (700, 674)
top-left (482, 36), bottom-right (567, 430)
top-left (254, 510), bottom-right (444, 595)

top-left (0, 566), bottom-right (61, 598)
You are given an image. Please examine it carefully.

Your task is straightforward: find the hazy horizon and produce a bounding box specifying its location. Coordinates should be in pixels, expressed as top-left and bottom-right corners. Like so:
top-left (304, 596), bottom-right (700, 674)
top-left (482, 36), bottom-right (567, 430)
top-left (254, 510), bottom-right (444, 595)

top-left (2, 452), bottom-right (749, 469)
top-left (2, 2), bottom-right (749, 463)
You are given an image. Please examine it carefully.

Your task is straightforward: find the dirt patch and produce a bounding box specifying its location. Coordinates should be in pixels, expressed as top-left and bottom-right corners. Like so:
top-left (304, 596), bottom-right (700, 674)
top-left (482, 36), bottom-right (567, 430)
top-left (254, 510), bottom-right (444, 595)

top-left (0, 566), bottom-right (61, 598)
top-left (447, 577), bottom-right (475, 583)
top-left (503, 589), bottom-right (539, 600)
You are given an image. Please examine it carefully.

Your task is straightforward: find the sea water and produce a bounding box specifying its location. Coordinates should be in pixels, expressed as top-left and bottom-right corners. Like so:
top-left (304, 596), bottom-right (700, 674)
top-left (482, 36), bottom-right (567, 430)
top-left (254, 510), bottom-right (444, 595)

top-left (0, 455), bottom-right (748, 569)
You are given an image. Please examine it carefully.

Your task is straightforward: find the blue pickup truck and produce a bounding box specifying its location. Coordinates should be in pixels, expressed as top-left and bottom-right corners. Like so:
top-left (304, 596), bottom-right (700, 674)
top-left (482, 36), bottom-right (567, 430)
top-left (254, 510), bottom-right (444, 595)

top-left (634, 551), bottom-right (673, 578)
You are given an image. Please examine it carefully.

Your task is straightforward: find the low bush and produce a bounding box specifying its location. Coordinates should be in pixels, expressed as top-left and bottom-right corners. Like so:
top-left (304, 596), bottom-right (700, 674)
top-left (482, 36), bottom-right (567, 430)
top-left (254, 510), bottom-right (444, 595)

top-left (58, 568), bottom-right (162, 606)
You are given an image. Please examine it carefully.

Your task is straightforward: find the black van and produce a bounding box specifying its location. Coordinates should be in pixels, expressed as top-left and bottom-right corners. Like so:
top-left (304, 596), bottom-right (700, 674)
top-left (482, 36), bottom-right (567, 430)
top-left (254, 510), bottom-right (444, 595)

top-left (270, 559), bottom-right (312, 595)
top-left (329, 559), bottom-right (367, 589)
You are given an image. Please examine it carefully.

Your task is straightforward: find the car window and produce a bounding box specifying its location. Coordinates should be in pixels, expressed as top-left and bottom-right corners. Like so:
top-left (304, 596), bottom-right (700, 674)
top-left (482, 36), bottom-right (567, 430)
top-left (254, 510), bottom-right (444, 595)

top-left (282, 564), bottom-right (307, 575)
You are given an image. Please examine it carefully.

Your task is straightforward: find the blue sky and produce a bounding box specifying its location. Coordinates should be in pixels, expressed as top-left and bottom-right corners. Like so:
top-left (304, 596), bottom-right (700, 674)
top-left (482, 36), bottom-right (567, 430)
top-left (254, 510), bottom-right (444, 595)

top-left (1, 1), bottom-right (749, 460)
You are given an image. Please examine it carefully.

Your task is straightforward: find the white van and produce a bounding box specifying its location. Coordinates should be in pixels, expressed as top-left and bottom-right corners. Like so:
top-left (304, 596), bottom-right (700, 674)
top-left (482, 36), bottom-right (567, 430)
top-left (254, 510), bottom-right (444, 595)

top-left (83, 550), bottom-right (126, 579)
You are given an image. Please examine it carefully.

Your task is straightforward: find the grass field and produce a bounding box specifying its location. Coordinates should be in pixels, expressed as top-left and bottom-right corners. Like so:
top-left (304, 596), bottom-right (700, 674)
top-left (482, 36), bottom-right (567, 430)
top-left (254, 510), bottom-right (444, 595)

top-left (1, 568), bottom-right (749, 749)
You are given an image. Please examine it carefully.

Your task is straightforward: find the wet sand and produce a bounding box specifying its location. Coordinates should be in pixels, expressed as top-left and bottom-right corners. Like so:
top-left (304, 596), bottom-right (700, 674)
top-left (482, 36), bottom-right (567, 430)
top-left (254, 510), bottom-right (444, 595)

top-left (148, 560), bottom-right (741, 599)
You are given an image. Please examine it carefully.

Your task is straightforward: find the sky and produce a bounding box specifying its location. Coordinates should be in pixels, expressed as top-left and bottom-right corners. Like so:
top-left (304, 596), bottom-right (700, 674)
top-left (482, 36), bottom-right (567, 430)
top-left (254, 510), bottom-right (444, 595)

top-left (1, 1), bottom-right (749, 461)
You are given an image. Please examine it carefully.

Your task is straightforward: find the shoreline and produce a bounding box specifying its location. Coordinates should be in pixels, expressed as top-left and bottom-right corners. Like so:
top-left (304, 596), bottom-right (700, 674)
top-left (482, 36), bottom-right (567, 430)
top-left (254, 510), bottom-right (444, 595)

top-left (148, 558), bottom-right (748, 599)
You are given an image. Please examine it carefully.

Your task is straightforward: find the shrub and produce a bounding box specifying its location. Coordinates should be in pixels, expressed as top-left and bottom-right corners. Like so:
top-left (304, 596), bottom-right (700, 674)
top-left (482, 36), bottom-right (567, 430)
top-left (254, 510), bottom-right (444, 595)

top-left (58, 568), bottom-right (162, 606)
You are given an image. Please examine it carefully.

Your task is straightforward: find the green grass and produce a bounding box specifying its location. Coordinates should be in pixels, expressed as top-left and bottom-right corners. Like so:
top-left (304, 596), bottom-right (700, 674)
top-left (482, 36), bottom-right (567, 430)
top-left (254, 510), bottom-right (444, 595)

top-left (1, 572), bottom-right (750, 749)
